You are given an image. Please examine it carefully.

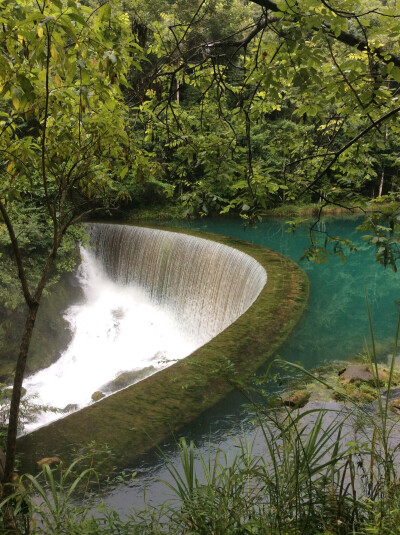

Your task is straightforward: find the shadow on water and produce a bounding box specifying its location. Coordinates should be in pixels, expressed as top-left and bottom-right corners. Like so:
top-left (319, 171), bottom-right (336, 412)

top-left (102, 215), bottom-right (400, 512)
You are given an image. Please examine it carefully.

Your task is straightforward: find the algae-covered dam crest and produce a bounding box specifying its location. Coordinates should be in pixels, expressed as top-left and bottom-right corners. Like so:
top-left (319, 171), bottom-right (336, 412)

top-left (18, 225), bottom-right (309, 473)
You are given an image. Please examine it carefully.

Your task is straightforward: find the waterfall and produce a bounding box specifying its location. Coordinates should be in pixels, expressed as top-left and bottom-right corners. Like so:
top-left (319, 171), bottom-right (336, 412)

top-left (89, 224), bottom-right (267, 342)
top-left (22, 224), bottom-right (267, 432)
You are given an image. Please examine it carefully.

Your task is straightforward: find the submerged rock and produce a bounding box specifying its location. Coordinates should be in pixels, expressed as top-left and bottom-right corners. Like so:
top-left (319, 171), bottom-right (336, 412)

top-left (339, 365), bottom-right (389, 386)
top-left (63, 403), bottom-right (79, 413)
top-left (107, 366), bottom-right (156, 391)
top-left (91, 391), bottom-right (105, 402)
top-left (37, 456), bottom-right (61, 467)
top-left (283, 390), bottom-right (310, 408)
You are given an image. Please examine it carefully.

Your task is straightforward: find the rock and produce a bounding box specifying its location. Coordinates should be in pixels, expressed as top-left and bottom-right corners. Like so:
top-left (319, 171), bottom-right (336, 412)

top-left (389, 399), bottom-right (400, 415)
top-left (347, 389), bottom-right (375, 403)
top-left (107, 366), bottom-right (156, 391)
top-left (91, 391), bottom-right (105, 402)
top-left (283, 390), bottom-right (310, 408)
top-left (339, 365), bottom-right (389, 386)
top-left (37, 456), bottom-right (61, 467)
top-left (387, 387), bottom-right (400, 399)
top-left (63, 404), bottom-right (79, 413)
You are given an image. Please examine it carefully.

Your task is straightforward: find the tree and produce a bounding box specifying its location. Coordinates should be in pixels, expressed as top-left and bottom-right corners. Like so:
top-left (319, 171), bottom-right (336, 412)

top-left (125, 0), bottom-right (400, 262)
top-left (131, 1), bottom-right (399, 200)
top-left (0, 0), bottom-right (136, 530)
top-left (2, 0), bottom-right (400, 527)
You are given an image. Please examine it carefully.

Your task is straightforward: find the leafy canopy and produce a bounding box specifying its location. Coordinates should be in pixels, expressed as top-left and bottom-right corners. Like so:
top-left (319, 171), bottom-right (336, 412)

top-left (0, 0), bottom-right (138, 223)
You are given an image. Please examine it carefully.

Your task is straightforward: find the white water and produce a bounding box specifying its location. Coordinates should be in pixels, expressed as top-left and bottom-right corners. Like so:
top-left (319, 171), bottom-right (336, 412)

top-left (23, 225), bottom-right (267, 433)
top-left (23, 247), bottom-right (201, 432)
top-left (89, 224), bottom-right (267, 342)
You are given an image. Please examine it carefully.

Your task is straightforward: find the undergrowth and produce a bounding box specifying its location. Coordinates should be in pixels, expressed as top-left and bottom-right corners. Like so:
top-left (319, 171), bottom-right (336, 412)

top-left (2, 310), bottom-right (400, 534)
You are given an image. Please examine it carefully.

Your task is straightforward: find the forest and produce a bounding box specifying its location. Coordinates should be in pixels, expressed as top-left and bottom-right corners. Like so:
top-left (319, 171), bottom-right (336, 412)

top-left (1, 0), bottom-right (400, 533)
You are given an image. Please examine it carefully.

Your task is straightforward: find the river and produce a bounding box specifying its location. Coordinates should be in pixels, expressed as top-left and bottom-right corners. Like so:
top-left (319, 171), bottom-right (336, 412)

top-left (101, 215), bottom-right (399, 513)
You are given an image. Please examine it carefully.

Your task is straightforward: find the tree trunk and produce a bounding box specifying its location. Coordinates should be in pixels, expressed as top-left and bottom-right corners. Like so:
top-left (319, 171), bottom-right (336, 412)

top-left (2, 303), bottom-right (39, 533)
top-left (378, 169), bottom-right (384, 197)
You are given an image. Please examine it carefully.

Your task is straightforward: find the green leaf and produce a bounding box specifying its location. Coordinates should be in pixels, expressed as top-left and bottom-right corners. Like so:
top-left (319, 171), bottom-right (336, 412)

top-left (391, 66), bottom-right (400, 83)
top-left (67, 11), bottom-right (87, 25)
top-left (99, 2), bottom-right (111, 21)
top-left (120, 166), bottom-right (129, 179)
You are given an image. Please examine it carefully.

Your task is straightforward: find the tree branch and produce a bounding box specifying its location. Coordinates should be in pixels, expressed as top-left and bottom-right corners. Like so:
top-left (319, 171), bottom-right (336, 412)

top-left (298, 105), bottom-right (400, 198)
top-left (205, 15), bottom-right (276, 50)
top-left (249, 0), bottom-right (400, 67)
top-left (0, 200), bottom-right (34, 307)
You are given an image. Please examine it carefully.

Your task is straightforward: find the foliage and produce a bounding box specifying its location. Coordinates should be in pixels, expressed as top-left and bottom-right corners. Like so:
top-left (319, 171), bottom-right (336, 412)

top-left (358, 201), bottom-right (400, 270)
top-left (0, 0), bottom-right (138, 314)
top-left (0, 0), bottom-right (138, 527)
top-left (0, 312), bottom-right (398, 534)
top-left (120, 0), bottom-right (400, 254)
top-left (0, 385), bottom-right (62, 435)
top-left (0, 0), bottom-right (137, 213)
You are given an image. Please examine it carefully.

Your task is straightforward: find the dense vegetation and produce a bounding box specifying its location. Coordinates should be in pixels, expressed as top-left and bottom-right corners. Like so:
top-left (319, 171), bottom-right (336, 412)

top-left (1, 0), bottom-right (400, 532)
top-left (117, 0), bottom-right (400, 268)
top-left (9, 344), bottom-right (400, 535)
top-left (124, 1), bottom-right (400, 221)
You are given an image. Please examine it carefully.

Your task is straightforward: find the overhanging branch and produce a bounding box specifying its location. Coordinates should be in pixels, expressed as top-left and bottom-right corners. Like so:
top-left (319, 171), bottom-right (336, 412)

top-left (298, 105), bottom-right (400, 199)
top-left (249, 0), bottom-right (400, 67)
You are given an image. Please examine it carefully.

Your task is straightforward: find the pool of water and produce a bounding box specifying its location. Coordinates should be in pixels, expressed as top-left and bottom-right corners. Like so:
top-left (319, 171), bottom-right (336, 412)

top-left (184, 216), bottom-right (399, 367)
top-left (102, 215), bottom-right (399, 512)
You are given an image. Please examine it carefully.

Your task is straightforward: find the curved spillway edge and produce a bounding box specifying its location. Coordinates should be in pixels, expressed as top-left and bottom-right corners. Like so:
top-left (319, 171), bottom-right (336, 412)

top-left (18, 227), bottom-right (309, 473)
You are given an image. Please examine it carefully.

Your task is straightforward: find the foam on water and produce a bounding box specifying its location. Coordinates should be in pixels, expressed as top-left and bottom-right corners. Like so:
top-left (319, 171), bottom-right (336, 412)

top-left (23, 247), bottom-right (200, 432)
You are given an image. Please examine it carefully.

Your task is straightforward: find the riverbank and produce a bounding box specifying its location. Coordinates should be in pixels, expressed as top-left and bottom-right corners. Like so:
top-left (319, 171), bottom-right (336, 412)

top-left (121, 200), bottom-right (399, 223)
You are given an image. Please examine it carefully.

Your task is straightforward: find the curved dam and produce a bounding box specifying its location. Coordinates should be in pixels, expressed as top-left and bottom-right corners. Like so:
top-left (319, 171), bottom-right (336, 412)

top-left (18, 225), bottom-right (309, 472)
top-left (89, 224), bottom-right (267, 343)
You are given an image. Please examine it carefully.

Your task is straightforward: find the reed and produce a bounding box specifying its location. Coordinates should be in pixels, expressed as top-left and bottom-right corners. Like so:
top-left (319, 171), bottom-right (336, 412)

top-left (4, 312), bottom-right (400, 534)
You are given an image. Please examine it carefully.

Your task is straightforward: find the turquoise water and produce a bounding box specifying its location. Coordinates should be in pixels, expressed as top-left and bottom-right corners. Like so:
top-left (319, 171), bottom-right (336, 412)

top-left (103, 215), bottom-right (400, 510)
top-left (177, 216), bottom-right (399, 368)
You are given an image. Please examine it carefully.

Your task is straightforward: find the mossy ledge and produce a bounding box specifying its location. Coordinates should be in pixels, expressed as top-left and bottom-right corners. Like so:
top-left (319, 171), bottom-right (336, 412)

top-left (18, 226), bottom-right (309, 473)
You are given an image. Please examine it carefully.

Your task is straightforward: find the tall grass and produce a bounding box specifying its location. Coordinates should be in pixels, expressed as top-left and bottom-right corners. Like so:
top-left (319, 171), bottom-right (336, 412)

top-left (158, 307), bottom-right (400, 534)
top-left (3, 314), bottom-right (400, 534)
top-left (159, 409), bottom-right (354, 534)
